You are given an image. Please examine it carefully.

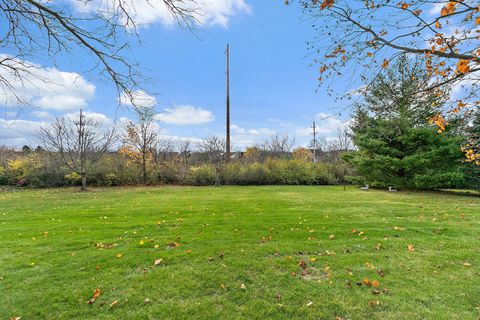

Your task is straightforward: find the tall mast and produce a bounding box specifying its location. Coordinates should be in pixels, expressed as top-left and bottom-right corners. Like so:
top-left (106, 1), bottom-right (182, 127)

top-left (226, 44), bottom-right (231, 161)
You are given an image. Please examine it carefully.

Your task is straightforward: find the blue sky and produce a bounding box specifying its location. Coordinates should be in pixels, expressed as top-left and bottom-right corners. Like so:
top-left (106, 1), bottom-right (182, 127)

top-left (0, 0), bottom-right (354, 149)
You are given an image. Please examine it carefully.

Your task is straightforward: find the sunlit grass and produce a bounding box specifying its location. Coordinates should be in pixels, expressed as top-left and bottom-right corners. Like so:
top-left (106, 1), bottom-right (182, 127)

top-left (0, 186), bottom-right (478, 319)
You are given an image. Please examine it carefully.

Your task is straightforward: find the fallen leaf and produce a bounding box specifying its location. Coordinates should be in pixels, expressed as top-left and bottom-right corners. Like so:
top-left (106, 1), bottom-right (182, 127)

top-left (96, 243), bottom-right (116, 249)
top-left (240, 283), bottom-right (246, 290)
top-left (307, 301), bottom-right (313, 307)
top-left (154, 259), bottom-right (163, 266)
top-left (299, 260), bottom-right (307, 270)
top-left (86, 288), bottom-right (101, 304)
top-left (368, 300), bottom-right (380, 307)
top-left (109, 300), bottom-right (119, 309)
top-left (372, 280), bottom-right (380, 288)
top-left (92, 288), bottom-right (101, 299)
top-left (408, 244), bottom-right (415, 252)
top-left (167, 242), bottom-right (181, 248)
top-left (329, 235), bottom-right (335, 240)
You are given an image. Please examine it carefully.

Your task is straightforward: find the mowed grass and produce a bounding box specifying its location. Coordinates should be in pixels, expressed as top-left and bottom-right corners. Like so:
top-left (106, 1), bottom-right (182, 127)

top-left (0, 186), bottom-right (479, 320)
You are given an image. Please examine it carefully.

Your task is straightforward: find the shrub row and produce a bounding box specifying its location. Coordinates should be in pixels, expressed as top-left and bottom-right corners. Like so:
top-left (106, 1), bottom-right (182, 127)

top-left (0, 154), bottom-right (344, 187)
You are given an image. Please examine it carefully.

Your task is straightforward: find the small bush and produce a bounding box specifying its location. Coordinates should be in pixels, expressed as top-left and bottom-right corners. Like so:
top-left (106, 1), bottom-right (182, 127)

top-left (105, 172), bottom-right (120, 186)
top-left (65, 172), bottom-right (82, 186)
top-left (187, 165), bottom-right (216, 186)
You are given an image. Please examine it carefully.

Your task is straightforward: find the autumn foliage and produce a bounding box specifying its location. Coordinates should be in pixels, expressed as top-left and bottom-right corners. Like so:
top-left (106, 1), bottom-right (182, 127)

top-left (296, 0), bottom-right (480, 163)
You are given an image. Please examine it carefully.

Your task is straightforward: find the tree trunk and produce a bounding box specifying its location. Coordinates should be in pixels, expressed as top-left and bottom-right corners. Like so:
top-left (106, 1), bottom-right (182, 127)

top-left (81, 174), bottom-right (87, 191)
top-left (142, 154), bottom-right (147, 184)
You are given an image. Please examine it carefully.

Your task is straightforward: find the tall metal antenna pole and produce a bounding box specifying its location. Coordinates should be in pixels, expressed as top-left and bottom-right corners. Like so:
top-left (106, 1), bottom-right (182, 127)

top-left (312, 121), bottom-right (317, 163)
top-left (226, 44), bottom-right (231, 161)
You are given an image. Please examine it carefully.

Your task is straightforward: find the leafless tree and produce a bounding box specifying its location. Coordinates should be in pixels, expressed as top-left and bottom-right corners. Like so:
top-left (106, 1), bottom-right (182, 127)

top-left (262, 134), bottom-right (296, 159)
top-left (328, 128), bottom-right (353, 152)
top-left (199, 135), bottom-right (226, 164)
top-left (0, 0), bottom-right (197, 107)
top-left (38, 109), bottom-right (116, 190)
top-left (177, 139), bottom-right (193, 180)
top-left (0, 145), bottom-right (15, 166)
top-left (122, 106), bottom-right (159, 184)
top-left (154, 136), bottom-right (176, 163)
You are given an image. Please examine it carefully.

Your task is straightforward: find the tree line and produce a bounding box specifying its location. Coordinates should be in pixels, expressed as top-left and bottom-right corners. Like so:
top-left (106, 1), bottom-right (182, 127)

top-left (1, 58), bottom-right (479, 191)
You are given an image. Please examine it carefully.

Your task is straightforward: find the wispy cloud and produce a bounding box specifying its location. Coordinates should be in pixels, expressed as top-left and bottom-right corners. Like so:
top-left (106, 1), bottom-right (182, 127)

top-left (155, 105), bottom-right (215, 125)
top-left (71, 0), bottom-right (251, 29)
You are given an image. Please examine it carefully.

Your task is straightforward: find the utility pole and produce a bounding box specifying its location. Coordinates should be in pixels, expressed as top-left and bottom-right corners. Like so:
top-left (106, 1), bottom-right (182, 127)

top-left (226, 44), bottom-right (231, 161)
top-left (311, 121), bottom-right (317, 163)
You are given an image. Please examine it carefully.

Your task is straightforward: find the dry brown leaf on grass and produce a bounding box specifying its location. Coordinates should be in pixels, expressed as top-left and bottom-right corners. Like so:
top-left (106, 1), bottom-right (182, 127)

top-left (368, 300), bottom-right (380, 307)
top-left (109, 300), bottom-right (119, 309)
top-left (96, 243), bottom-right (116, 249)
top-left (299, 260), bottom-right (307, 270)
top-left (408, 244), bottom-right (415, 252)
top-left (167, 242), bottom-right (181, 248)
top-left (154, 259), bottom-right (163, 266)
top-left (86, 288), bottom-right (101, 304)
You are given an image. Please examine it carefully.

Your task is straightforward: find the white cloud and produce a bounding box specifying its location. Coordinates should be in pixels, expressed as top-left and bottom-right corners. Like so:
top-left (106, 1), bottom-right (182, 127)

top-left (295, 113), bottom-right (350, 137)
top-left (230, 124), bottom-right (276, 148)
top-left (292, 114), bottom-right (353, 150)
top-left (120, 90), bottom-right (157, 108)
top-left (0, 55), bottom-right (95, 111)
top-left (71, 0), bottom-right (250, 29)
top-left (0, 118), bottom-right (46, 147)
top-left (154, 105), bottom-right (214, 125)
top-left (64, 111), bottom-right (114, 126)
top-left (231, 124), bottom-right (275, 136)
top-left (428, 2), bottom-right (444, 15)
top-left (31, 111), bottom-right (53, 119)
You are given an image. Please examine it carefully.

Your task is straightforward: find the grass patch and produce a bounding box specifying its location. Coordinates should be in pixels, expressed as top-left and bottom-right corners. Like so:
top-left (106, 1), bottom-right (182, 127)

top-left (0, 186), bottom-right (479, 319)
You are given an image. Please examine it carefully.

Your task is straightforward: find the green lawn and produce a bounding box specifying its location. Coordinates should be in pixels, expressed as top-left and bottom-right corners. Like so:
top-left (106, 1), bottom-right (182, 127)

top-left (0, 186), bottom-right (479, 319)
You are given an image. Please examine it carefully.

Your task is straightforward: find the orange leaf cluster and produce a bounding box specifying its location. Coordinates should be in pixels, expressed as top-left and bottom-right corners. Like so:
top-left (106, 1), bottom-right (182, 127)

top-left (318, 0), bottom-right (334, 10)
top-left (456, 59), bottom-right (470, 74)
top-left (462, 147), bottom-right (480, 165)
top-left (428, 114), bottom-right (447, 133)
top-left (441, 2), bottom-right (457, 16)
